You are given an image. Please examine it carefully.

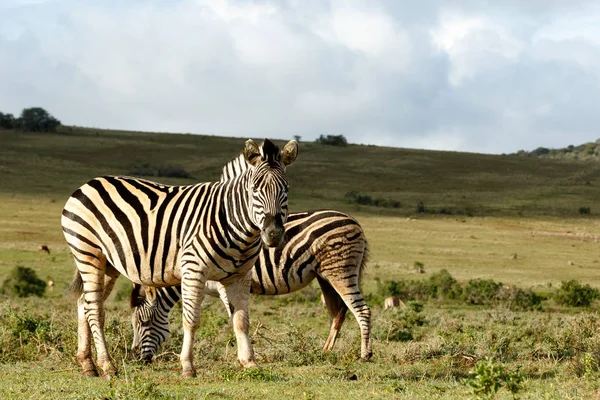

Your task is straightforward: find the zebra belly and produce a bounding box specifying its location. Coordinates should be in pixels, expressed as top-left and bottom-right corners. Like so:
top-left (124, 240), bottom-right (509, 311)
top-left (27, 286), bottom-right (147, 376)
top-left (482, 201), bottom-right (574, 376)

top-left (250, 260), bottom-right (318, 295)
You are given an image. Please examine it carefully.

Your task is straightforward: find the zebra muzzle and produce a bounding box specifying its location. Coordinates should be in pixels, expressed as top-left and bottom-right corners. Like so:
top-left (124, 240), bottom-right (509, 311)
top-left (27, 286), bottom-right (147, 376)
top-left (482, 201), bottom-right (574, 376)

top-left (261, 214), bottom-right (284, 247)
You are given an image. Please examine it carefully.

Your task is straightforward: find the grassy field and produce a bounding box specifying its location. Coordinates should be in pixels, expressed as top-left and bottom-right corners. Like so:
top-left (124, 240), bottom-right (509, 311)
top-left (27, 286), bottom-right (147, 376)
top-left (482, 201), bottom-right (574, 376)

top-left (1, 128), bottom-right (600, 398)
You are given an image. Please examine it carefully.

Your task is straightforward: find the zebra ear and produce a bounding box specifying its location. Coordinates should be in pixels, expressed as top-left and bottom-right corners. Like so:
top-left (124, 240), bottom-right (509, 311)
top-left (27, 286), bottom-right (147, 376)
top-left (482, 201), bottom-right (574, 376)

top-left (130, 283), bottom-right (147, 308)
top-left (145, 286), bottom-right (157, 302)
top-left (244, 139), bottom-right (262, 167)
top-left (281, 140), bottom-right (298, 167)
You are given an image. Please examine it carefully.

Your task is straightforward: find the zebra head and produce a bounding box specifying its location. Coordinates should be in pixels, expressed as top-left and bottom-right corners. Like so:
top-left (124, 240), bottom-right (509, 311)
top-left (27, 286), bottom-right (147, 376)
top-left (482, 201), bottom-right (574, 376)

top-left (129, 284), bottom-right (170, 363)
top-left (244, 139), bottom-right (298, 247)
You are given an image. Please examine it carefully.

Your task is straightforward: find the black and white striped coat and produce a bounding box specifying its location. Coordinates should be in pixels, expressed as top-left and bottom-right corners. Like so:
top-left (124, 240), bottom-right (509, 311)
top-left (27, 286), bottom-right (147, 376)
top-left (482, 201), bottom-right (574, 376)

top-left (131, 209), bottom-right (372, 361)
top-left (62, 139), bottom-right (298, 378)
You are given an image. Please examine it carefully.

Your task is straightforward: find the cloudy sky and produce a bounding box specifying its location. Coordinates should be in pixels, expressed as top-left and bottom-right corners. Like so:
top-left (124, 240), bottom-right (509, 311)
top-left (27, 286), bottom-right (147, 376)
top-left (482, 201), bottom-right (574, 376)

top-left (1, 0), bottom-right (600, 154)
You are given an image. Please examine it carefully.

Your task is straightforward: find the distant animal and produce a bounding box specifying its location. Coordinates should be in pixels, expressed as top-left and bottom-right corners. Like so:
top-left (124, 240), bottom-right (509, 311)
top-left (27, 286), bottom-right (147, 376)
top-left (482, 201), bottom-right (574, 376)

top-left (129, 209), bottom-right (372, 363)
top-left (39, 245), bottom-right (50, 254)
top-left (384, 296), bottom-right (404, 309)
top-left (47, 279), bottom-right (55, 291)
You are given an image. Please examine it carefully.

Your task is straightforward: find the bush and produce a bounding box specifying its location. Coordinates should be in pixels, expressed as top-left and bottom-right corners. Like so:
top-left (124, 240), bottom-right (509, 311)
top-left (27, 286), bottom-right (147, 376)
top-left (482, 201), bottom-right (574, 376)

top-left (128, 163), bottom-right (192, 179)
top-left (375, 271), bottom-right (542, 310)
top-left (554, 280), bottom-right (600, 307)
top-left (462, 279), bottom-right (502, 305)
top-left (496, 286), bottom-right (543, 311)
top-left (374, 306), bottom-right (426, 342)
top-left (428, 269), bottom-right (462, 299)
top-left (465, 357), bottom-right (524, 398)
top-left (345, 191), bottom-right (401, 209)
top-left (376, 269), bottom-right (462, 302)
top-left (315, 134), bottom-right (347, 146)
top-left (2, 266), bottom-right (46, 297)
top-left (579, 206), bottom-right (591, 215)
top-left (18, 107), bottom-right (61, 132)
top-left (0, 112), bottom-right (16, 129)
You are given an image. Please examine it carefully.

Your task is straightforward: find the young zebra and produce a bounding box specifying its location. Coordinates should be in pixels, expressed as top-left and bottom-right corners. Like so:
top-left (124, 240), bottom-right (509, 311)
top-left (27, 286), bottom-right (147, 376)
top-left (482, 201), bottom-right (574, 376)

top-left (130, 209), bottom-right (372, 361)
top-left (62, 139), bottom-right (298, 378)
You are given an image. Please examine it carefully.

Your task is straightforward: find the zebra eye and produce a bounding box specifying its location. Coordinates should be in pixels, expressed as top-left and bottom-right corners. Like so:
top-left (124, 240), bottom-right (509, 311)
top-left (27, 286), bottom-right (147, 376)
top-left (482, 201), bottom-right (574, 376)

top-left (141, 319), bottom-right (151, 327)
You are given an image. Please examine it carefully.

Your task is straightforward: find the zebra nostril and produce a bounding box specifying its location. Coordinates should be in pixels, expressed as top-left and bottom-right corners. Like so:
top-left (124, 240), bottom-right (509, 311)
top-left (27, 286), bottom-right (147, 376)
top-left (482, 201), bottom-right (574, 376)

top-left (142, 354), bottom-right (153, 364)
top-left (269, 230), bottom-right (281, 238)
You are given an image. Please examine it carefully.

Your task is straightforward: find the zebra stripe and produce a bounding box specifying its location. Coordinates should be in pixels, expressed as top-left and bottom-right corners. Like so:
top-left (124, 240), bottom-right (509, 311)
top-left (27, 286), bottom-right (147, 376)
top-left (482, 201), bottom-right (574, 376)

top-left (62, 139), bottom-right (298, 378)
top-left (130, 209), bottom-right (372, 361)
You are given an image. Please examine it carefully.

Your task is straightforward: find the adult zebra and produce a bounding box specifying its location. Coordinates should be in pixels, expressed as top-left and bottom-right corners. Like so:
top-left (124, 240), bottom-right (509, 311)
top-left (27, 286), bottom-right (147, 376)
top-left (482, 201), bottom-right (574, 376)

top-left (62, 139), bottom-right (298, 378)
top-left (130, 209), bottom-right (372, 362)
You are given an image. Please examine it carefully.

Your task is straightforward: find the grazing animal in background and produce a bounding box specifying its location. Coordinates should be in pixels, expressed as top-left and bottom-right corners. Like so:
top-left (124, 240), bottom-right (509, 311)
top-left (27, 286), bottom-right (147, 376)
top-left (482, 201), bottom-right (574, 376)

top-left (130, 209), bottom-right (372, 362)
top-left (39, 245), bottom-right (50, 254)
top-left (62, 139), bottom-right (298, 378)
top-left (47, 279), bottom-right (55, 291)
top-left (384, 296), bottom-right (404, 310)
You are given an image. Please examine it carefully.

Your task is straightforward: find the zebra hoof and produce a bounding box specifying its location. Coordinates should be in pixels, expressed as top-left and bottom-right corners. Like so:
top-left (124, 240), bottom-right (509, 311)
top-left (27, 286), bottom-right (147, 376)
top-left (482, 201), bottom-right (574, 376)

top-left (182, 369), bottom-right (197, 378)
top-left (359, 354), bottom-right (373, 363)
top-left (239, 360), bottom-right (259, 369)
top-left (102, 368), bottom-right (117, 381)
top-left (82, 368), bottom-right (99, 377)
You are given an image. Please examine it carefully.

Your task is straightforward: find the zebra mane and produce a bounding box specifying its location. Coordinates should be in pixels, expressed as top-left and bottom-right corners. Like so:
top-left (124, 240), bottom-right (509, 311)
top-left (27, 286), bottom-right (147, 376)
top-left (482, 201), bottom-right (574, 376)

top-left (219, 139), bottom-right (281, 182)
top-left (220, 153), bottom-right (248, 182)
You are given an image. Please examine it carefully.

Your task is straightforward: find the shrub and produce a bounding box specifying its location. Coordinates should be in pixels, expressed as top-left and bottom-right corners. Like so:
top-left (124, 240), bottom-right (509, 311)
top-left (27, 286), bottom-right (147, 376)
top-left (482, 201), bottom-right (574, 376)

top-left (464, 357), bottom-right (524, 399)
top-left (128, 163), bottom-right (192, 179)
top-left (554, 280), bottom-right (600, 307)
top-left (0, 112), bottom-right (16, 129)
top-left (374, 306), bottom-right (426, 342)
top-left (579, 207), bottom-right (591, 215)
top-left (376, 272), bottom-right (544, 310)
top-left (462, 279), bottom-right (502, 305)
top-left (315, 134), bottom-right (347, 146)
top-left (530, 147), bottom-right (550, 157)
top-left (496, 286), bottom-right (543, 311)
top-left (344, 191), bottom-right (401, 209)
top-left (414, 261), bottom-right (425, 274)
top-left (18, 107), bottom-right (61, 132)
top-left (428, 269), bottom-right (462, 300)
top-left (156, 166), bottom-right (191, 179)
top-left (2, 266), bottom-right (46, 297)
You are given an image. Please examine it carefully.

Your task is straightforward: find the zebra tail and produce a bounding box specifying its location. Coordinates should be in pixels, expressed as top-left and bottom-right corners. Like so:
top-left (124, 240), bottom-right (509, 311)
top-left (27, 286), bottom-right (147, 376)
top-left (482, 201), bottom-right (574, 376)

top-left (358, 240), bottom-right (370, 285)
top-left (67, 268), bottom-right (84, 298)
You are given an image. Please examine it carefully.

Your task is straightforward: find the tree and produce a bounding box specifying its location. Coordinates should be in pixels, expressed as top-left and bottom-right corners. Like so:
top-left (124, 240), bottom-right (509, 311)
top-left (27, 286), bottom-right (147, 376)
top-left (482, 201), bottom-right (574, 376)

top-left (315, 134), bottom-right (348, 146)
top-left (0, 112), bottom-right (16, 129)
top-left (18, 107), bottom-right (61, 132)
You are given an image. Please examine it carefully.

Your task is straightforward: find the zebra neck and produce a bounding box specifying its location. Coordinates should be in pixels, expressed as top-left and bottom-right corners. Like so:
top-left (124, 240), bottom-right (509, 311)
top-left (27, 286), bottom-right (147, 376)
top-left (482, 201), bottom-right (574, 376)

top-left (221, 171), bottom-right (261, 246)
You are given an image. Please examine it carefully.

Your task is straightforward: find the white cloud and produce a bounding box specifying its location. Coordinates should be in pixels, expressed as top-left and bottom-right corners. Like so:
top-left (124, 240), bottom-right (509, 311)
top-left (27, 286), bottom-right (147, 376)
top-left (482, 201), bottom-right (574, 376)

top-left (430, 12), bottom-right (524, 86)
top-left (0, 0), bottom-right (600, 154)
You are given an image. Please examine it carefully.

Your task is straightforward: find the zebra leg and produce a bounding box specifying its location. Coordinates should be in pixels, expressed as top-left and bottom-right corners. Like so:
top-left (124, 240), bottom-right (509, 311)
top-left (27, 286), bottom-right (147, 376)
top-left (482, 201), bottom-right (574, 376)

top-left (102, 262), bottom-right (120, 301)
top-left (205, 280), bottom-right (233, 318)
top-left (74, 273), bottom-right (117, 377)
top-left (223, 273), bottom-right (257, 368)
top-left (317, 277), bottom-right (348, 352)
top-left (80, 259), bottom-right (117, 378)
top-left (179, 268), bottom-right (207, 378)
top-left (76, 294), bottom-right (98, 377)
top-left (317, 272), bottom-right (372, 360)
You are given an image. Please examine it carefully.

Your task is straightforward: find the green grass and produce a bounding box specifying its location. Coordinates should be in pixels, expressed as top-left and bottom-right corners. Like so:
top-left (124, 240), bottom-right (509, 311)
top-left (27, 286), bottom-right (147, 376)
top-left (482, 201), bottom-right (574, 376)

top-left (2, 127), bottom-right (600, 398)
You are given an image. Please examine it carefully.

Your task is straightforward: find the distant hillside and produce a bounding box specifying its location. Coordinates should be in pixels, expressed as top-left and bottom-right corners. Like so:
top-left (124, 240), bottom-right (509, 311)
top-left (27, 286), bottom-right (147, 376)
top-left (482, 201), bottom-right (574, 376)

top-left (511, 140), bottom-right (600, 161)
top-left (2, 126), bottom-right (600, 218)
